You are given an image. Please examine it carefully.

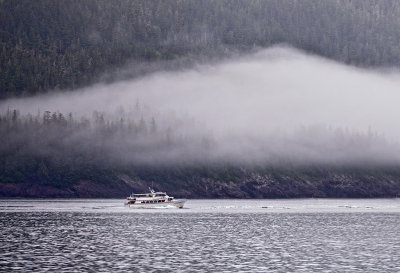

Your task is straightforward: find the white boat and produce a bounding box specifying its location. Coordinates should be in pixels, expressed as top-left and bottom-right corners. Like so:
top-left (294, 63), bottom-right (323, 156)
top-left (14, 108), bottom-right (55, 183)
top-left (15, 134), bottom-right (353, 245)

top-left (125, 188), bottom-right (186, 209)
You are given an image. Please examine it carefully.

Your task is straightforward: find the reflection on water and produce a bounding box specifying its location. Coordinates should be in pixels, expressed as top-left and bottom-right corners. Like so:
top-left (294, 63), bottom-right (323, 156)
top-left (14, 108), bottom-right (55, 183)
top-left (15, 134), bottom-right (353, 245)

top-left (0, 199), bottom-right (399, 272)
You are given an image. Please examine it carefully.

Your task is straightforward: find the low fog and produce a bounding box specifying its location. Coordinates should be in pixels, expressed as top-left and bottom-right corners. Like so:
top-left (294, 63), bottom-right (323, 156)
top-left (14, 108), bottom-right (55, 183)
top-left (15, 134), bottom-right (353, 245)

top-left (2, 46), bottom-right (400, 166)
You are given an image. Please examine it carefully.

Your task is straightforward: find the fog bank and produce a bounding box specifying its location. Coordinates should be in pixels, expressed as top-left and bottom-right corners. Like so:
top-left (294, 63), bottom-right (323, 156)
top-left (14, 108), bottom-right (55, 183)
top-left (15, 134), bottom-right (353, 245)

top-left (2, 47), bottom-right (400, 165)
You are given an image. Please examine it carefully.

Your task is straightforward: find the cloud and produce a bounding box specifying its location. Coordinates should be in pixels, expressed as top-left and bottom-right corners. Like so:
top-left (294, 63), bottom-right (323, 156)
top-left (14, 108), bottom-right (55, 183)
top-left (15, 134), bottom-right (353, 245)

top-left (2, 46), bottom-right (400, 165)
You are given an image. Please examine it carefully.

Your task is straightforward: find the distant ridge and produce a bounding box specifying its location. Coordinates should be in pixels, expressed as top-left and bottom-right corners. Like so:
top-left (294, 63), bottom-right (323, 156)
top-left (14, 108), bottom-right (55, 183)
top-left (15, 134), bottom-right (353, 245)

top-left (2, 0), bottom-right (400, 97)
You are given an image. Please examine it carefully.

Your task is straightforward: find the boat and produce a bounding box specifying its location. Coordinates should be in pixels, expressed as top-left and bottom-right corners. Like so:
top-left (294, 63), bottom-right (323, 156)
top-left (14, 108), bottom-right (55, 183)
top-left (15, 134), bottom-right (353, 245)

top-left (125, 188), bottom-right (186, 209)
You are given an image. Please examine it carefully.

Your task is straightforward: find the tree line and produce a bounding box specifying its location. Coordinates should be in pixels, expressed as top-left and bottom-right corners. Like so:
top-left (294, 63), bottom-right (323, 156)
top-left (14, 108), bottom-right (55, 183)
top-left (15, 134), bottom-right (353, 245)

top-left (2, 0), bottom-right (400, 98)
top-left (1, 107), bottom-right (399, 186)
top-left (0, 107), bottom-right (186, 185)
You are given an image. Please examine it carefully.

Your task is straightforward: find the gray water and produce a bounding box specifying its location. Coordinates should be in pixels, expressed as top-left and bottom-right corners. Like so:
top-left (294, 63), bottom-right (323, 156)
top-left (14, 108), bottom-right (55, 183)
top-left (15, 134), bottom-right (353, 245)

top-left (0, 199), bottom-right (399, 272)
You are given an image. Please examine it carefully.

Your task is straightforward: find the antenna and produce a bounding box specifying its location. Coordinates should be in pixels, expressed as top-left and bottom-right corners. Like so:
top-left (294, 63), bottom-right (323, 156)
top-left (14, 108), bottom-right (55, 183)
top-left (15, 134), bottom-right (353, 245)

top-left (149, 185), bottom-right (155, 195)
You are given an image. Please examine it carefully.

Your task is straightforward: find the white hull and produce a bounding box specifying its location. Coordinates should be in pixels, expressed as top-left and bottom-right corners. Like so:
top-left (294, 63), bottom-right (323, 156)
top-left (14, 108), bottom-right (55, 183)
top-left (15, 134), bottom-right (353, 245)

top-left (127, 200), bottom-right (186, 209)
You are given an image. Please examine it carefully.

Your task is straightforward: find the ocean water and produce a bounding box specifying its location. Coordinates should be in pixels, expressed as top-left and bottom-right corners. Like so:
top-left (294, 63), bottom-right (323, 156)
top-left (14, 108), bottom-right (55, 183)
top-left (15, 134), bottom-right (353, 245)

top-left (0, 199), bottom-right (399, 272)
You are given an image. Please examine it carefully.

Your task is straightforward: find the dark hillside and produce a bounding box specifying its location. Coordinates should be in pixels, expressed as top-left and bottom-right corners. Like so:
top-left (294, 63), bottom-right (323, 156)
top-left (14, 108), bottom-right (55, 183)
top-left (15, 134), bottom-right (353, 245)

top-left (2, 1), bottom-right (400, 198)
top-left (2, 0), bottom-right (400, 97)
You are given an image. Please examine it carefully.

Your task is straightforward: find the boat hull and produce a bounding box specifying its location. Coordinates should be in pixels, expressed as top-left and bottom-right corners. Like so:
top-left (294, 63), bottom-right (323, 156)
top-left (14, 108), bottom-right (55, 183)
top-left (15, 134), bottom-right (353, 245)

top-left (127, 200), bottom-right (186, 209)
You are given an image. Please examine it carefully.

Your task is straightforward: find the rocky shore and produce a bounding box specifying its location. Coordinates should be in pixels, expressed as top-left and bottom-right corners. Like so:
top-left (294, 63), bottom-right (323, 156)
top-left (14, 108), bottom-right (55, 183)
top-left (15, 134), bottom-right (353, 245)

top-left (1, 168), bottom-right (399, 198)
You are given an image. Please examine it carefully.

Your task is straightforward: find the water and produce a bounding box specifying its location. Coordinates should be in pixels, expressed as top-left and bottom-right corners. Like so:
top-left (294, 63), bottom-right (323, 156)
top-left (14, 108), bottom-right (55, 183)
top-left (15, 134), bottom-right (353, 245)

top-left (0, 199), bottom-right (399, 272)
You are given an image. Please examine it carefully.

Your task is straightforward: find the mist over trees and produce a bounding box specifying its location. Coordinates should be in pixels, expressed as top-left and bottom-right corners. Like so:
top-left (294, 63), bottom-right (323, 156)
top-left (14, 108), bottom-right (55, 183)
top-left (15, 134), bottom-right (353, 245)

top-left (2, 105), bottom-right (399, 187)
top-left (3, 46), bottom-right (400, 173)
top-left (2, 1), bottom-right (400, 197)
top-left (2, 0), bottom-right (400, 97)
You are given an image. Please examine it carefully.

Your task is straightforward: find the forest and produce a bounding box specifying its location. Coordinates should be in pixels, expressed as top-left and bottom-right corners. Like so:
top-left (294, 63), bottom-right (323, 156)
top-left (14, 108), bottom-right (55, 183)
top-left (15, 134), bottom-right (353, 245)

top-left (2, 0), bottom-right (400, 98)
top-left (1, 107), bottom-right (400, 198)
top-left (2, 0), bottom-right (400, 197)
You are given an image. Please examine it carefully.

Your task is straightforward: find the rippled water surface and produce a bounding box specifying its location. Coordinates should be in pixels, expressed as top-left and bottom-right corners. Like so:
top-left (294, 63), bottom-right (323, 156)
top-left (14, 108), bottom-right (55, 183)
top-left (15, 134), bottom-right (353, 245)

top-left (1, 199), bottom-right (399, 272)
